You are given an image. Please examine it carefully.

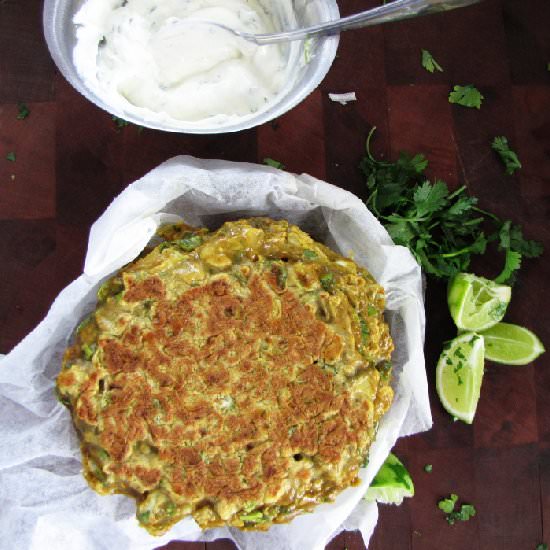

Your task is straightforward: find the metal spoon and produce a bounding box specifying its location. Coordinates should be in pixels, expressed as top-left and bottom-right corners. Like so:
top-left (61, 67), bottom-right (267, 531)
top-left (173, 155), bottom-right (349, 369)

top-left (211, 0), bottom-right (482, 45)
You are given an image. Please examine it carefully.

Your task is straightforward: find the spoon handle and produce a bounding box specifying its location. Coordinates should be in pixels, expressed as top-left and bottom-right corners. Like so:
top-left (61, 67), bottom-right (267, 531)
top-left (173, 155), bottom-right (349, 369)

top-left (251, 0), bottom-right (482, 45)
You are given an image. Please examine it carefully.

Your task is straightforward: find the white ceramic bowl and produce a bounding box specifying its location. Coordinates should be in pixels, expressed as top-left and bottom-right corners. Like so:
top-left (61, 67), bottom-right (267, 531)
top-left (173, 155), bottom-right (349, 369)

top-left (43, 0), bottom-right (340, 134)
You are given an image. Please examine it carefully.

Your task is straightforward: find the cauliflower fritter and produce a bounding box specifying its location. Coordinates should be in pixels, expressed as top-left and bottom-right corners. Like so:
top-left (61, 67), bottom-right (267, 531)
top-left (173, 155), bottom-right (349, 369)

top-left (57, 218), bottom-right (394, 535)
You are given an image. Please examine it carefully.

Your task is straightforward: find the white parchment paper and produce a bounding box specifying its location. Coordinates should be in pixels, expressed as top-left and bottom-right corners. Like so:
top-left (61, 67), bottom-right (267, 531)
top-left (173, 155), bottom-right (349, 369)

top-left (0, 156), bottom-right (432, 550)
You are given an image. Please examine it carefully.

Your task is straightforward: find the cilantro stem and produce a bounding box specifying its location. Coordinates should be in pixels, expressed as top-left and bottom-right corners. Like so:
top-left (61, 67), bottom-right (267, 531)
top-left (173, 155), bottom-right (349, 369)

top-left (365, 126), bottom-right (377, 163)
top-left (365, 126), bottom-right (392, 166)
top-left (472, 206), bottom-right (500, 222)
top-left (461, 217), bottom-right (485, 226)
top-left (438, 247), bottom-right (476, 258)
top-left (447, 185), bottom-right (467, 200)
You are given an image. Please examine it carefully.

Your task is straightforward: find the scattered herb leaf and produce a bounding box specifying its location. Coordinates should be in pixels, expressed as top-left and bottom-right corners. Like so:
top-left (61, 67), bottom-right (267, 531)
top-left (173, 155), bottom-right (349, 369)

top-left (6, 152), bottom-right (16, 162)
top-left (164, 502), bottom-right (176, 516)
top-left (17, 103), bottom-right (30, 120)
top-left (424, 464), bottom-right (433, 473)
top-left (536, 544), bottom-right (548, 550)
top-left (175, 233), bottom-right (202, 252)
top-left (82, 343), bottom-right (97, 360)
top-left (359, 316), bottom-right (370, 343)
top-left (112, 115), bottom-right (130, 129)
top-left (274, 263), bottom-right (288, 289)
top-left (438, 494), bottom-right (476, 524)
top-left (492, 136), bottom-right (522, 175)
top-left (137, 511), bottom-right (150, 523)
top-left (421, 49), bottom-right (443, 73)
top-left (376, 361), bottom-right (392, 380)
top-left (438, 494), bottom-right (458, 514)
top-left (446, 503), bottom-right (476, 525)
top-left (263, 157), bottom-right (285, 170)
top-left (320, 273), bottom-right (334, 291)
top-left (303, 249), bottom-right (318, 260)
top-left (448, 84), bottom-right (484, 109)
top-left (97, 448), bottom-right (109, 461)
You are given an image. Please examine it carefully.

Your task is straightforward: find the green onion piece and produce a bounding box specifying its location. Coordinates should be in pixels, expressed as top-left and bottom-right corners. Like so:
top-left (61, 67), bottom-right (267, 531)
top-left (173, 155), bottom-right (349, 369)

top-left (320, 273), bottom-right (334, 291)
top-left (175, 233), bottom-right (202, 252)
top-left (240, 511), bottom-right (266, 523)
top-left (137, 511), bottom-right (150, 523)
top-left (303, 249), bottom-right (318, 260)
top-left (82, 343), bottom-right (97, 360)
top-left (359, 317), bottom-right (370, 343)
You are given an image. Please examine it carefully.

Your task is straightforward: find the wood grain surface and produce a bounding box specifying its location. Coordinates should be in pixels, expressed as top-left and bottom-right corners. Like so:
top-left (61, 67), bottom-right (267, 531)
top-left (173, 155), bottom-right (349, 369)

top-left (1, 0), bottom-right (549, 549)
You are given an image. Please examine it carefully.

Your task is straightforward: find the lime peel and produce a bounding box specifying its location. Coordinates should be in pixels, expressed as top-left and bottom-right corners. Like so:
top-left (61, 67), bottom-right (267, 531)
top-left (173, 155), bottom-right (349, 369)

top-left (365, 453), bottom-right (414, 505)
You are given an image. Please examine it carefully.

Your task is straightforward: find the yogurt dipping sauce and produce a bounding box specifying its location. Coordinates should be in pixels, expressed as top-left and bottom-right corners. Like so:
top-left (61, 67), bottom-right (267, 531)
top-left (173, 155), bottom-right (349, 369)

top-left (73, 0), bottom-right (300, 127)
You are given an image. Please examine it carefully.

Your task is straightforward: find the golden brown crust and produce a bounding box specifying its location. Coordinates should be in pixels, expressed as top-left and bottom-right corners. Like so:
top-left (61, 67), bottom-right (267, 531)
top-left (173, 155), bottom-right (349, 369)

top-left (57, 218), bottom-right (394, 535)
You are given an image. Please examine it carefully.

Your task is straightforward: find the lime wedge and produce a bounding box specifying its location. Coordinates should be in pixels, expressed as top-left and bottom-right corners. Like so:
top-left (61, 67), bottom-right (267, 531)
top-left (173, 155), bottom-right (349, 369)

top-left (481, 322), bottom-right (545, 365)
top-left (436, 333), bottom-right (485, 424)
top-left (365, 452), bottom-right (414, 505)
top-left (448, 273), bottom-right (511, 331)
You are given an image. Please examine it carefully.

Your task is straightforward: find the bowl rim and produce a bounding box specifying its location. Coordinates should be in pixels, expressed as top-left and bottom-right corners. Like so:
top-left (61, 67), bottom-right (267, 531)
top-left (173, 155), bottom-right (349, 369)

top-left (43, 0), bottom-right (341, 134)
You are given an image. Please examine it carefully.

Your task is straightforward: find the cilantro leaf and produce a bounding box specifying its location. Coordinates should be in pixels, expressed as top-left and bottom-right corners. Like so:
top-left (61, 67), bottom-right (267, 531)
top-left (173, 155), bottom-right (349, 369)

top-left (17, 103), bottom-right (30, 120)
top-left (449, 84), bottom-right (484, 109)
top-left (494, 249), bottom-right (522, 284)
top-left (536, 544), bottom-right (548, 550)
top-left (438, 494), bottom-right (458, 514)
top-left (421, 49), bottom-right (443, 73)
top-left (6, 152), bottom-right (16, 162)
top-left (424, 464), bottom-right (433, 473)
top-left (398, 152), bottom-right (428, 174)
top-left (445, 194), bottom-right (478, 218)
top-left (457, 504), bottom-right (476, 520)
top-left (112, 116), bottom-right (129, 129)
top-left (263, 157), bottom-right (285, 170)
top-left (438, 495), bottom-right (476, 525)
top-left (492, 136), bottom-right (522, 175)
top-left (499, 221), bottom-right (543, 258)
top-left (446, 503), bottom-right (477, 525)
top-left (413, 180), bottom-right (449, 219)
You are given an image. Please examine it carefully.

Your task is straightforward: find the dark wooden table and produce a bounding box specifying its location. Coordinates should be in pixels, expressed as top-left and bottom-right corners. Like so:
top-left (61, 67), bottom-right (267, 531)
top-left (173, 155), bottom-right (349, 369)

top-left (1, 0), bottom-right (549, 548)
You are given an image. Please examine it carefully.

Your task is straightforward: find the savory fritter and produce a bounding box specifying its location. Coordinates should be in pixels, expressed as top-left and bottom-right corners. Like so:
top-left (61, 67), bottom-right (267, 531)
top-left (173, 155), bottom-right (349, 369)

top-left (57, 218), bottom-right (394, 535)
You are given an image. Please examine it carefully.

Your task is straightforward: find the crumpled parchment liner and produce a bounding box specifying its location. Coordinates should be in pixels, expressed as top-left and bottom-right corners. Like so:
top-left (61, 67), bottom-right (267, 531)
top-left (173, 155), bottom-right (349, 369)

top-left (0, 156), bottom-right (432, 550)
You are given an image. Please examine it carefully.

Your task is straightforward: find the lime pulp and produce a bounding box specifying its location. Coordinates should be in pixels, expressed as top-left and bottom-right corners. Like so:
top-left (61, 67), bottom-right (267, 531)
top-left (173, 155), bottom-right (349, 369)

top-left (436, 332), bottom-right (485, 424)
top-left (481, 322), bottom-right (545, 365)
top-left (448, 273), bottom-right (511, 331)
top-left (365, 452), bottom-right (414, 505)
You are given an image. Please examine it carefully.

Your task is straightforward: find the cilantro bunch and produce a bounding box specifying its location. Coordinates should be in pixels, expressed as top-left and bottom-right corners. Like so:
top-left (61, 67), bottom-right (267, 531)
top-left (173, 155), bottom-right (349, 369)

top-left (360, 128), bottom-right (542, 282)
